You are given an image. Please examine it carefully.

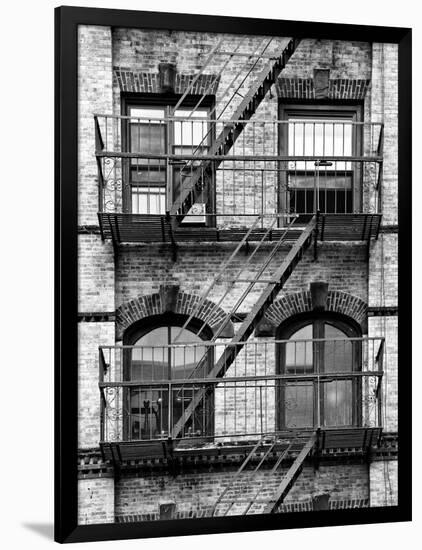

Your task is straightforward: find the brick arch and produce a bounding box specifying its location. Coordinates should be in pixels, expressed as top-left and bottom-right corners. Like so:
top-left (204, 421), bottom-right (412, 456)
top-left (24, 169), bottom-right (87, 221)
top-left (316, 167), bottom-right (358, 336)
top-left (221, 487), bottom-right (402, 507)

top-left (115, 285), bottom-right (233, 339)
top-left (264, 291), bottom-right (367, 330)
top-left (113, 67), bottom-right (220, 95)
top-left (276, 78), bottom-right (370, 100)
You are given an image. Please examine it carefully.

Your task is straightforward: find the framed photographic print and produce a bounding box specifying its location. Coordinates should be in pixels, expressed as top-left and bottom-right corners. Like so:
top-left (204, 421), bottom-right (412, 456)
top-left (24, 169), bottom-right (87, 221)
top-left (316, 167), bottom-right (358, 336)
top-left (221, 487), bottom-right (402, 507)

top-left (55, 5), bottom-right (411, 543)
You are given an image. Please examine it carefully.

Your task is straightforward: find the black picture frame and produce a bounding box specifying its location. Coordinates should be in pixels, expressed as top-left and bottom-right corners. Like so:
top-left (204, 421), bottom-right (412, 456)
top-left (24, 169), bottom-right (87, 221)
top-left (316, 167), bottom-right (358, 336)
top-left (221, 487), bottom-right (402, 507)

top-left (55, 6), bottom-right (411, 543)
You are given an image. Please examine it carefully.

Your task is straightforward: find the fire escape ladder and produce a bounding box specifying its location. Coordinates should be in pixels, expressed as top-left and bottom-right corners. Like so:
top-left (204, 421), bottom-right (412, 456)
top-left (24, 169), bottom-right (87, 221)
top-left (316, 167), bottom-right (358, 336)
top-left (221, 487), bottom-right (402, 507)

top-left (211, 436), bottom-right (279, 517)
top-left (263, 432), bottom-right (317, 514)
top-left (173, 214), bottom-right (298, 346)
top-left (241, 441), bottom-right (294, 515)
top-left (170, 216), bottom-right (317, 439)
top-left (170, 37), bottom-right (301, 218)
top-left (212, 433), bottom-right (316, 516)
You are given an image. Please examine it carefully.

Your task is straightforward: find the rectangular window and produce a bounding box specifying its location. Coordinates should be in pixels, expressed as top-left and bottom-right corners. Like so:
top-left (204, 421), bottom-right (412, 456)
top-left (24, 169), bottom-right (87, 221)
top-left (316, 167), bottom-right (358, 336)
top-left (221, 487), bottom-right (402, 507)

top-left (127, 106), bottom-right (167, 214)
top-left (279, 105), bottom-right (362, 216)
top-left (123, 99), bottom-right (213, 219)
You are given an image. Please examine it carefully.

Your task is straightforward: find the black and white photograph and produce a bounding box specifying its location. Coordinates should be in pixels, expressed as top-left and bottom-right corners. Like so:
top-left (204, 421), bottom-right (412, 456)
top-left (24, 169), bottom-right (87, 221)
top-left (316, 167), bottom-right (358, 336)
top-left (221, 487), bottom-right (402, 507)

top-left (1, 0), bottom-right (418, 547)
top-left (75, 15), bottom-right (401, 527)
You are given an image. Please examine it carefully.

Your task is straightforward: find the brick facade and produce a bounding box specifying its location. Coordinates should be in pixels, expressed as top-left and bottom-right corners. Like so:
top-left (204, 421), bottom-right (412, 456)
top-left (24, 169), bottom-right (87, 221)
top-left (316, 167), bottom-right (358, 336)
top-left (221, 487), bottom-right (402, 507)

top-left (114, 463), bottom-right (369, 519)
top-left (369, 460), bottom-right (398, 506)
top-left (78, 477), bottom-right (115, 525)
top-left (77, 27), bottom-right (398, 524)
top-left (114, 68), bottom-right (220, 95)
top-left (276, 78), bottom-right (370, 100)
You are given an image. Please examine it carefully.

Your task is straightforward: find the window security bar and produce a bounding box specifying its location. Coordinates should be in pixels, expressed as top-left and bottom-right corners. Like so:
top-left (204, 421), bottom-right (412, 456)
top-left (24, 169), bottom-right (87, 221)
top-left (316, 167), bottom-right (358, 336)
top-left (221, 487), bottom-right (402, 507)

top-left (94, 115), bottom-right (383, 218)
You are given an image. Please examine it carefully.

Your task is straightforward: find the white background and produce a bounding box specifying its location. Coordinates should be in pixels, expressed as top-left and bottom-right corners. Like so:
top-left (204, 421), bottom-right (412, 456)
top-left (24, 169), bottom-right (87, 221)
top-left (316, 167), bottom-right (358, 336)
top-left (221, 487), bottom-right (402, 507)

top-left (0, 0), bottom-right (419, 547)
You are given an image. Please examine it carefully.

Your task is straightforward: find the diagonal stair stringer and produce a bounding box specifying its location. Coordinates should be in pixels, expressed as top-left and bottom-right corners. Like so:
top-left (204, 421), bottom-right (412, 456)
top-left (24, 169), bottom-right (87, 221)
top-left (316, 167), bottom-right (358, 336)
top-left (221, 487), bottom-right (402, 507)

top-left (263, 432), bottom-right (317, 514)
top-left (170, 216), bottom-right (317, 439)
top-left (170, 37), bottom-right (301, 218)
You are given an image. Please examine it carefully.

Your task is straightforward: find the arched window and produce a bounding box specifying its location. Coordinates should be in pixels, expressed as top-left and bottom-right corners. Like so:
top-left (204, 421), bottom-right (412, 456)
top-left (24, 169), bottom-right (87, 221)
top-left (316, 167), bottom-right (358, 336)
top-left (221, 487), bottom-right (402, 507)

top-left (277, 314), bottom-right (361, 429)
top-left (123, 313), bottom-right (213, 441)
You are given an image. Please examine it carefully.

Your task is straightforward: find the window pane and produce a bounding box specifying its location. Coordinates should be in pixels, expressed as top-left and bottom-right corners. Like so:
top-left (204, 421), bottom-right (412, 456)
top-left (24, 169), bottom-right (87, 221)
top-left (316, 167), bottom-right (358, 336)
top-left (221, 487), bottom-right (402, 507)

top-left (170, 327), bottom-right (207, 379)
top-left (322, 323), bottom-right (354, 427)
top-left (130, 387), bottom-right (167, 440)
top-left (285, 324), bottom-right (313, 372)
top-left (174, 109), bottom-right (208, 147)
top-left (324, 324), bottom-right (353, 372)
top-left (129, 107), bottom-right (165, 120)
top-left (322, 380), bottom-right (353, 426)
top-left (132, 327), bottom-right (168, 380)
top-left (129, 109), bottom-right (166, 186)
top-left (130, 325), bottom-right (207, 380)
top-left (130, 167), bottom-right (166, 183)
top-left (288, 117), bottom-right (353, 171)
top-left (284, 382), bottom-right (314, 428)
top-left (130, 124), bottom-right (165, 155)
top-left (288, 187), bottom-right (353, 215)
top-left (131, 189), bottom-right (166, 215)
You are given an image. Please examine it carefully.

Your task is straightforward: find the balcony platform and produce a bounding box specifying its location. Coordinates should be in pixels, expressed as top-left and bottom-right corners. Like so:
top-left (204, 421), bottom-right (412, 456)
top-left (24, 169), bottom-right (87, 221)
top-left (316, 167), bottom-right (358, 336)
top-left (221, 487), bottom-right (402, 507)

top-left (100, 426), bottom-right (382, 466)
top-left (98, 213), bottom-right (381, 245)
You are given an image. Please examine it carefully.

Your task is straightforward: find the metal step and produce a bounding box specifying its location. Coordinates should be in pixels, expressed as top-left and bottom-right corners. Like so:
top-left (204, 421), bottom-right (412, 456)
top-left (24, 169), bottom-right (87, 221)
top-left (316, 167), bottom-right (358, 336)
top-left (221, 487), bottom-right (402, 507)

top-left (212, 433), bottom-right (316, 517)
top-left (263, 433), bottom-right (317, 514)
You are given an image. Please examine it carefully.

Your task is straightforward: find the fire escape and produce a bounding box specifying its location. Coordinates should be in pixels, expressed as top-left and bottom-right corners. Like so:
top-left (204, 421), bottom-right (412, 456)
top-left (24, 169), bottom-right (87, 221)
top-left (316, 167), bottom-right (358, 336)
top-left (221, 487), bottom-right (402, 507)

top-left (95, 36), bottom-right (385, 514)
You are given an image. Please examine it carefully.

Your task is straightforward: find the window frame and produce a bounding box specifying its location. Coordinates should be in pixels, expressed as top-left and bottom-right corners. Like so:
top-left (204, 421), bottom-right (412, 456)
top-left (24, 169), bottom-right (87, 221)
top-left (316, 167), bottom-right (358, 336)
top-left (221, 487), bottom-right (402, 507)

top-left (276, 312), bottom-right (362, 430)
top-left (122, 312), bottom-right (214, 441)
top-left (278, 102), bottom-right (363, 219)
top-left (121, 93), bottom-right (216, 223)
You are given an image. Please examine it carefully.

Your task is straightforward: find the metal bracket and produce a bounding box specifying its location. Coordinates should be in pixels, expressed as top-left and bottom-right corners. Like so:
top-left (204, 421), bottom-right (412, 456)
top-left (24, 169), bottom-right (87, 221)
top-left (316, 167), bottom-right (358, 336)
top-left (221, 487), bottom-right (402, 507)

top-left (313, 428), bottom-right (322, 472)
top-left (244, 239), bottom-right (250, 255)
top-left (366, 215), bottom-right (374, 262)
top-left (109, 443), bottom-right (122, 481)
top-left (313, 211), bottom-right (320, 261)
top-left (165, 212), bottom-right (178, 262)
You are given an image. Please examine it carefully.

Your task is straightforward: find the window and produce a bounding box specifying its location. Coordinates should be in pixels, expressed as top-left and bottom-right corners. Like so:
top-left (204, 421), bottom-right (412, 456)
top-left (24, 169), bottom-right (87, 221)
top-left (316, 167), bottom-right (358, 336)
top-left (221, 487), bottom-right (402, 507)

top-left (123, 314), bottom-right (213, 440)
top-left (277, 314), bottom-right (361, 429)
top-left (122, 96), bottom-right (214, 218)
top-left (279, 105), bottom-right (362, 216)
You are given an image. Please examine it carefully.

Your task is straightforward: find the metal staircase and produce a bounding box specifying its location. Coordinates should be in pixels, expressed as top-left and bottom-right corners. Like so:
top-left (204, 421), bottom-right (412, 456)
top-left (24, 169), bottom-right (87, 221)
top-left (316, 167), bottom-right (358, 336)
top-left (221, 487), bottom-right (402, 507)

top-left (263, 432), bottom-right (317, 514)
top-left (170, 37), bottom-right (301, 219)
top-left (170, 216), bottom-right (316, 438)
top-left (212, 432), bottom-right (316, 516)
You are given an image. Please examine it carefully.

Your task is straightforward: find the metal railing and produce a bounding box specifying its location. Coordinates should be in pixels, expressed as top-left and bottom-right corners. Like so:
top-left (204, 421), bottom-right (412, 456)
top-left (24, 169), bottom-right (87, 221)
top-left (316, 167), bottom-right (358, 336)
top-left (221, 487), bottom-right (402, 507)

top-left (99, 337), bottom-right (384, 443)
top-left (94, 115), bottom-right (384, 219)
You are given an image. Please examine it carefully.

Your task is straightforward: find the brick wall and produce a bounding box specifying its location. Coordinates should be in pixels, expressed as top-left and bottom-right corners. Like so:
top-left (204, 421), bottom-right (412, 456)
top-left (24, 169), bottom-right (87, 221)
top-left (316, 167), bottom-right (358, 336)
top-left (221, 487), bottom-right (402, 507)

top-left (281, 40), bottom-right (372, 80)
top-left (78, 322), bottom-right (115, 448)
top-left (115, 242), bottom-right (368, 317)
top-left (365, 43), bottom-right (398, 482)
top-left (111, 28), bottom-right (285, 116)
top-left (368, 234), bottom-right (398, 308)
top-left (78, 26), bottom-right (113, 226)
top-left (78, 234), bottom-right (115, 312)
top-left (115, 463), bottom-right (369, 518)
top-left (78, 28), bottom-right (116, 450)
top-left (78, 477), bottom-right (115, 525)
top-left (368, 316), bottom-right (398, 431)
top-left (369, 44), bottom-right (398, 225)
top-left (369, 460), bottom-right (398, 506)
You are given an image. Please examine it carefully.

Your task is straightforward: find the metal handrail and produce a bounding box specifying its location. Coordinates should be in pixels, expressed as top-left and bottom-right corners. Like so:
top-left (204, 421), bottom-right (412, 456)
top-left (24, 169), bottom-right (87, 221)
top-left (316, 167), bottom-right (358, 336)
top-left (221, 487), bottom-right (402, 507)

top-left (93, 113), bottom-right (385, 126)
top-left (100, 336), bottom-right (385, 351)
top-left (99, 363), bottom-right (384, 443)
top-left (99, 371), bottom-right (384, 388)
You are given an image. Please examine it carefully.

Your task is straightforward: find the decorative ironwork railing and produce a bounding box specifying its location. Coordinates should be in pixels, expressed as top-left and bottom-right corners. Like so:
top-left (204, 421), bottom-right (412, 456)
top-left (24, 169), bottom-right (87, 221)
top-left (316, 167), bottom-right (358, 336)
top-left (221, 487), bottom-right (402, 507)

top-left (94, 115), bottom-right (384, 220)
top-left (99, 337), bottom-right (384, 443)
